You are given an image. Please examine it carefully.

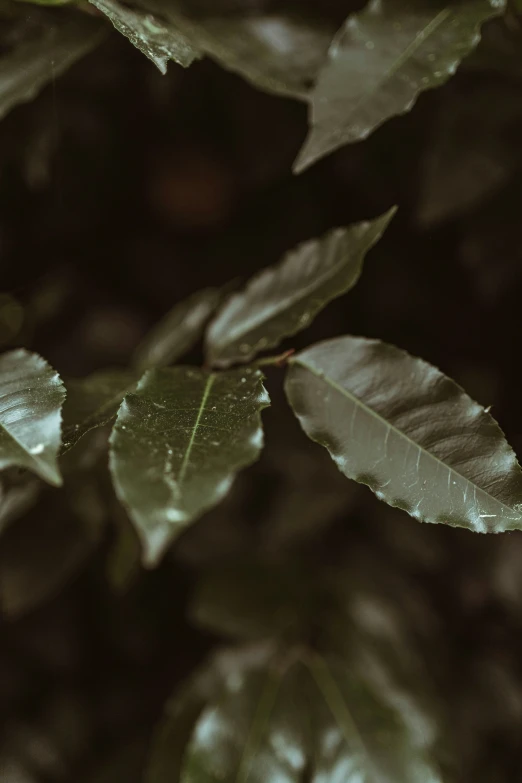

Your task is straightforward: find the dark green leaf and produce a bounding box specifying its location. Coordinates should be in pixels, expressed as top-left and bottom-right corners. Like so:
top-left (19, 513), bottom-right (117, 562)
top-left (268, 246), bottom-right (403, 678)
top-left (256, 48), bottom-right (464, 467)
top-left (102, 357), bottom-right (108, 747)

top-left (0, 480), bottom-right (104, 617)
top-left (146, 645), bottom-right (443, 783)
top-left (285, 336), bottom-right (522, 533)
top-left (135, 0), bottom-right (336, 99)
top-left (62, 369), bottom-right (138, 452)
top-left (88, 0), bottom-right (199, 73)
top-left (0, 349), bottom-right (65, 486)
top-left (206, 209), bottom-right (395, 368)
top-left (133, 288), bottom-right (221, 373)
top-left (295, 0), bottom-right (505, 172)
top-left (109, 366), bottom-right (270, 566)
top-left (0, 9), bottom-right (105, 121)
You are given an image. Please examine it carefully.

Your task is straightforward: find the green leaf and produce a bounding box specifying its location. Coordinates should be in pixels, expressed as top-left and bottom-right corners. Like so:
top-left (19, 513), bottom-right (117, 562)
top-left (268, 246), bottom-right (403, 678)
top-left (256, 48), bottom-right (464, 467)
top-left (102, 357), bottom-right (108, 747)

top-left (88, 0), bottom-right (199, 73)
top-left (0, 480), bottom-right (104, 617)
top-left (109, 366), bottom-right (270, 566)
top-left (146, 646), bottom-right (443, 783)
top-left (133, 287), bottom-right (221, 373)
top-left (206, 209), bottom-right (395, 368)
top-left (285, 336), bottom-right (522, 533)
top-left (0, 349), bottom-right (65, 486)
top-left (294, 0), bottom-right (505, 173)
top-left (134, 0), bottom-right (336, 99)
top-left (0, 9), bottom-right (105, 121)
top-left (61, 369), bottom-right (139, 452)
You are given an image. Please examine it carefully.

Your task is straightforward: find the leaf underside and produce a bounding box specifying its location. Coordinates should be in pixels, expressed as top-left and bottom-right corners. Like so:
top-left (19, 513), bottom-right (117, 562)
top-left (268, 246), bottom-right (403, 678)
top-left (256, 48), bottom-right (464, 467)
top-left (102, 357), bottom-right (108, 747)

top-left (206, 209), bottom-right (396, 368)
top-left (295, 0), bottom-right (505, 172)
top-left (146, 646), bottom-right (442, 783)
top-left (0, 349), bottom-right (66, 486)
top-left (0, 9), bottom-right (105, 121)
top-left (109, 366), bottom-right (270, 566)
top-left (285, 336), bottom-right (522, 533)
top-left (88, 0), bottom-right (199, 73)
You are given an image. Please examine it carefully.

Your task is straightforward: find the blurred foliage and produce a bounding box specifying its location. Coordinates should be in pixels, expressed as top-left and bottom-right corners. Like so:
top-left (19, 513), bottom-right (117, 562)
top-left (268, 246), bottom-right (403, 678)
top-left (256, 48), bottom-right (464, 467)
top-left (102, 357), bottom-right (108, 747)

top-left (1, 0), bottom-right (522, 781)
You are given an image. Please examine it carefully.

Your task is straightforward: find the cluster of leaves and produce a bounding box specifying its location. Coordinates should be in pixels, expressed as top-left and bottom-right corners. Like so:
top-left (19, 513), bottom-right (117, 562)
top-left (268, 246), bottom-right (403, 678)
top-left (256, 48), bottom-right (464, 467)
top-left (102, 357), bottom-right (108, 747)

top-left (2, 0), bottom-right (522, 780)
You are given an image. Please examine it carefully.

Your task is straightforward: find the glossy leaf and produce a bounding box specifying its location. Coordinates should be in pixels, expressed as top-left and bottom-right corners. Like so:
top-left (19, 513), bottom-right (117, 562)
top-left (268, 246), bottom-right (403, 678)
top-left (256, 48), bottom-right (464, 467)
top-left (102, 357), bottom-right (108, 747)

top-left (146, 645), bottom-right (443, 783)
top-left (133, 287), bottom-right (221, 373)
top-left (0, 9), bottom-right (105, 121)
top-left (0, 349), bottom-right (65, 486)
top-left (295, 0), bottom-right (505, 173)
top-left (62, 369), bottom-right (138, 452)
top-left (285, 336), bottom-right (522, 533)
top-left (109, 366), bottom-right (270, 566)
top-left (135, 0), bottom-right (336, 99)
top-left (89, 0), bottom-right (199, 73)
top-left (206, 209), bottom-right (395, 368)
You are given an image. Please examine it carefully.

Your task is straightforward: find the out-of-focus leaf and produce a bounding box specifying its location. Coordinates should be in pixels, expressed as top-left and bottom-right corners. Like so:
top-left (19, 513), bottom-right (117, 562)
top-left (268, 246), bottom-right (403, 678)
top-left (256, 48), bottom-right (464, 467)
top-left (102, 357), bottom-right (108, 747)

top-left (464, 16), bottom-right (522, 79)
top-left (295, 0), bottom-right (505, 172)
top-left (417, 80), bottom-right (522, 225)
top-left (109, 366), bottom-right (270, 566)
top-left (206, 209), bottom-right (395, 368)
top-left (0, 481), bottom-right (104, 617)
top-left (133, 288), bottom-right (221, 373)
top-left (189, 561), bottom-right (318, 642)
top-left (0, 9), bottom-right (105, 121)
top-left (0, 349), bottom-right (65, 486)
top-left (146, 644), bottom-right (443, 783)
top-left (285, 336), bottom-right (522, 533)
top-left (105, 501), bottom-right (142, 593)
top-left (61, 369), bottom-right (139, 452)
top-left (88, 0), bottom-right (199, 73)
top-left (0, 471), bottom-right (41, 537)
top-left (135, 0), bottom-right (336, 99)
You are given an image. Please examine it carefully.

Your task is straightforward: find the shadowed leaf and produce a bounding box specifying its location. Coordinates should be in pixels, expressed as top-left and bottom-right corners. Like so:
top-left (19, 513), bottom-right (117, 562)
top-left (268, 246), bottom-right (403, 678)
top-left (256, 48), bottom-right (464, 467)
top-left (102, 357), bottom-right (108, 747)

top-left (109, 366), bottom-right (270, 566)
top-left (295, 0), bottom-right (505, 172)
top-left (206, 209), bottom-right (395, 368)
top-left (285, 336), bottom-right (522, 533)
top-left (0, 8), bottom-right (105, 121)
top-left (0, 349), bottom-right (65, 486)
top-left (62, 369), bottom-right (139, 452)
top-left (134, 287), bottom-right (221, 372)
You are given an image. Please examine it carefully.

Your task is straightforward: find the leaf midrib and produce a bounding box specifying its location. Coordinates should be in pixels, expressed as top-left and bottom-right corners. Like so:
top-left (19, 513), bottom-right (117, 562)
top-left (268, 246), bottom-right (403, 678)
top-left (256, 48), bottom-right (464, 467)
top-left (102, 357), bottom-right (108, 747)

top-left (335, 7), bottom-right (452, 125)
top-left (177, 374), bottom-right (216, 487)
top-left (294, 357), bottom-right (522, 521)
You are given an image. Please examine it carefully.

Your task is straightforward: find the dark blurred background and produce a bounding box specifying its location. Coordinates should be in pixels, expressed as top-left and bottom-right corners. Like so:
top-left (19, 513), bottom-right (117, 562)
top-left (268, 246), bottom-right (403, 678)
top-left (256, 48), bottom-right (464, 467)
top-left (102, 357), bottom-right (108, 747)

top-left (1, 0), bottom-right (522, 780)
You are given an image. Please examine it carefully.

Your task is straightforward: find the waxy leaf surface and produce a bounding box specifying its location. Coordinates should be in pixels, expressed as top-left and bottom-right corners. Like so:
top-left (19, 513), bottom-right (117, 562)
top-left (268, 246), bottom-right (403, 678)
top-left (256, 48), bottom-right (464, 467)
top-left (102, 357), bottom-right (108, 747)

top-left (0, 350), bottom-right (65, 486)
top-left (285, 336), bottom-right (522, 533)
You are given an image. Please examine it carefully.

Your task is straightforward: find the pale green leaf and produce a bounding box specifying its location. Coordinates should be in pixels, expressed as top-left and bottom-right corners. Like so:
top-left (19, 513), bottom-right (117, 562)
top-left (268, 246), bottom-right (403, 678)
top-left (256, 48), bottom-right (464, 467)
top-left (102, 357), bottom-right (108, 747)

top-left (133, 287), bottom-right (221, 373)
top-left (134, 0), bottom-right (336, 99)
top-left (295, 0), bottom-right (505, 172)
top-left (88, 0), bottom-right (199, 73)
top-left (61, 369), bottom-right (139, 452)
top-left (0, 349), bottom-right (65, 486)
top-left (285, 336), bottom-right (522, 533)
top-left (206, 209), bottom-right (395, 368)
top-left (109, 366), bottom-right (270, 566)
top-left (146, 646), bottom-right (443, 783)
top-left (0, 9), bottom-right (105, 121)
